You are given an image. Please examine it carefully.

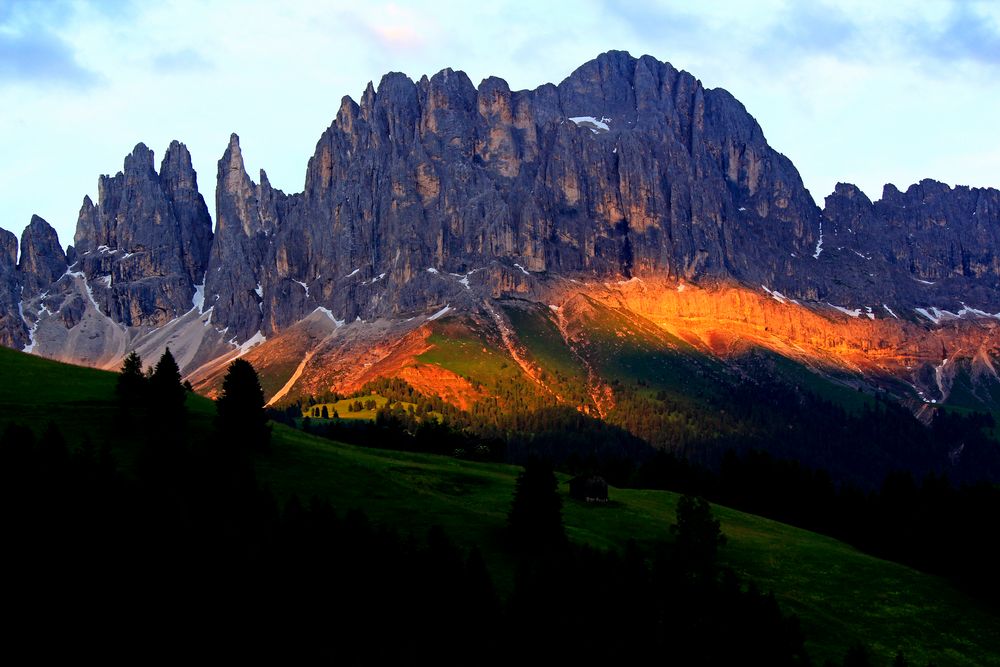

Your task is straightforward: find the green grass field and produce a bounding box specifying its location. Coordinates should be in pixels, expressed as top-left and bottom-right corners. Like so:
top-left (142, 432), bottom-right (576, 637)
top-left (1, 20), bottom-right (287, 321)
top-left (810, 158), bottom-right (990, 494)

top-left (1, 345), bottom-right (998, 665)
top-left (302, 394), bottom-right (442, 422)
top-left (256, 427), bottom-right (1000, 666)
top-left (304, 394), bottom-right (394, 420)
top-left (416, 325), bottom-right (522, 386)
top-left (503, 303), bottom-right (588, 381)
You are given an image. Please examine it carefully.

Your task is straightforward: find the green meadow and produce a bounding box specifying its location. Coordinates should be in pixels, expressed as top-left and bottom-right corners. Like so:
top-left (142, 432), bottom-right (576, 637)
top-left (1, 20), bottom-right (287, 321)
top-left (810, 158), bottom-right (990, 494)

top-left (1, 345), bottom-right (998, 665)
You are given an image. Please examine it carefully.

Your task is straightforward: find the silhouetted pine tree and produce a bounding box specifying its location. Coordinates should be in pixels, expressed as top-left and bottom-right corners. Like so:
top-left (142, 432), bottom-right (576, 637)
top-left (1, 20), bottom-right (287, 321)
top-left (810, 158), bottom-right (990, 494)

top-left (216, 359), bottom-right (271, 452)
top-left (138, 348), bottom-right (188, 481)
top-left (116, 350), bottom-right (147, 422)
top-left (149, 348), bottom-right (186, 418)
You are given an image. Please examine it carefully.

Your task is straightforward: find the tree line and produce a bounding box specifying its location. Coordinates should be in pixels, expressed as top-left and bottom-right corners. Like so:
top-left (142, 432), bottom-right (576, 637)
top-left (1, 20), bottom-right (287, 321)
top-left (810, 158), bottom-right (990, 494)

top-left (279, 371), bottom-right (1000, 610)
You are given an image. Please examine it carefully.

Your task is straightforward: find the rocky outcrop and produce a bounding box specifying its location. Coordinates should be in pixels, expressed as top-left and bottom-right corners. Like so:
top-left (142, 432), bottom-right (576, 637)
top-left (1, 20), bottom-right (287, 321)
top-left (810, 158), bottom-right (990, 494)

top-left (73, 141), bottom-right (213, 327)
top-left (0, 227), bottom-right (27, 349)
top-left (5, 49), bottom-right (1000, 400)
top-left (203, 134), bottom-right (275, 343)
top-left (196, 50), bottom-right (823, 342)
top-left (816, 180), bottom-right (1000, 313)
top-left (19, 215), bottom-right (66, 295)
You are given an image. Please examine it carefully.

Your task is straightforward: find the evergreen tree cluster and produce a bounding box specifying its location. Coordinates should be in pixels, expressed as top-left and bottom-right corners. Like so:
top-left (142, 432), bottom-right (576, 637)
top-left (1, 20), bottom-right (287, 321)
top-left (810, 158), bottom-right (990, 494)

top-left (300, 368), bottom-right (1000, 493)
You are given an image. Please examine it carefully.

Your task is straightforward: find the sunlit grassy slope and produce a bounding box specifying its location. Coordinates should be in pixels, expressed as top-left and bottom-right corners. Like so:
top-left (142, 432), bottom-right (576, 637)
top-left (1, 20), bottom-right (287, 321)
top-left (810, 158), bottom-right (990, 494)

top-left (304, 394), bottom-right (397, 420)
top-left (0, 346), bottom-right (997, 666)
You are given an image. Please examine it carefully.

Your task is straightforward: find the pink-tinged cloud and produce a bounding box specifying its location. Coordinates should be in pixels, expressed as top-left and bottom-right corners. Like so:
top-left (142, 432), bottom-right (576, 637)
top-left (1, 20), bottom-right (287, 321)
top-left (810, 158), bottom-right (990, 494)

top-left (367, 4), bottom-right (433, 51)
top-left (372, 23), bottom-right (424, 50)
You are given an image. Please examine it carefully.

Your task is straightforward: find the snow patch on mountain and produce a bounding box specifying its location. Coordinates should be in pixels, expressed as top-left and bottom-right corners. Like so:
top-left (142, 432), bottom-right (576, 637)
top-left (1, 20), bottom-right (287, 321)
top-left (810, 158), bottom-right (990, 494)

top-left (828, 303), bottom-right (862, 318)
top-left (428, 305), bottom-right (451, 321)
top-left (569, 116), bottom-right (611, 133)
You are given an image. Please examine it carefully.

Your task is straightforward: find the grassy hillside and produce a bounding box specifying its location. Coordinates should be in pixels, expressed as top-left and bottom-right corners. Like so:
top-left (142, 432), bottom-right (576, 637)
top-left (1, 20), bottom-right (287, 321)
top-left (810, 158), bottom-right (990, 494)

top-left (258, 428), bottom-right (1000, 666)
top-left (1, 346), bottom-right (998, 665)
top-left (416, 324), bottom-right (522, 387)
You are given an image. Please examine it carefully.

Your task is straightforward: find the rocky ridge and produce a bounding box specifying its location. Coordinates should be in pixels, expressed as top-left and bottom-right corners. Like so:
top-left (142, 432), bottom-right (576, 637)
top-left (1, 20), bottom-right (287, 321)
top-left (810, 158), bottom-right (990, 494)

top-left (2, 50), bottom-right (999, 411)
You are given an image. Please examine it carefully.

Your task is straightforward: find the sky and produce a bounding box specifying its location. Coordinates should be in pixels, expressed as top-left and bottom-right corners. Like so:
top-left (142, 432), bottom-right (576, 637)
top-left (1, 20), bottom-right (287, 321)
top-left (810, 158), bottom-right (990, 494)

top-left (1, 0), bottom-right (999, 249)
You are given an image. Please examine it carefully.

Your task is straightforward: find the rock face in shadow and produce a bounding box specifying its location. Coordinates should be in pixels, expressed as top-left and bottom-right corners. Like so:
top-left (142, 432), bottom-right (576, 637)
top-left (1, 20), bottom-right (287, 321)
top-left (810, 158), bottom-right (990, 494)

top-left (203, 134), bottom-right (274, 344)
top-left (19, 215), bottom-right (66, 296)
top-left (73, 141), bottom-right (213, 327)
top-left (4, 50), bottom-right (1000, 375)
top-left (817, 180), bottom-right (1000, 312)
top-left (0, 227), bottom-right (27, 349)
top-left (200, 50), bottom-right (825, 341)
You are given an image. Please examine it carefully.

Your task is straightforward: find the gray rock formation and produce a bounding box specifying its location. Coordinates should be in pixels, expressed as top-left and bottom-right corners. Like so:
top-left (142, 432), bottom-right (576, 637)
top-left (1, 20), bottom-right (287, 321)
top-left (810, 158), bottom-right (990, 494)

top-left (4, 49), bottom-right (1000, 374)
top-left (73, 141), bottom-right (213, 327)
top-left (0, 227), bottom-right (27, 349)
top-left (810, 179), bottom-right (1000, 315)
top-left (197, 50), bottom-right (824, 342)
top-left (19, 215), bottom-right (66, 296)
top-left (203, 134), bottom-right (272, 344)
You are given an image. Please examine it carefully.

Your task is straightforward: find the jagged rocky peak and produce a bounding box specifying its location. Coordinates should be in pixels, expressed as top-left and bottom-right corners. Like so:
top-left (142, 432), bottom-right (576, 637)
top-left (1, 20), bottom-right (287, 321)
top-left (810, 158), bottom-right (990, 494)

top-left (557, 49), bottom-right (651, 123)
top-left (10, 49), bottom-right (1000, 378)
top-left (207, 49), bottom-right (831, 345)
top-left (75, 140), bottom-right (212, 277)
top-left (216, 133), bottom-right (263, 236)
top-left (822, 183), bottom-right (874, 236)
top-left (19, 215), bottom-right (66, 295)
top-left (831, 182), bottom-right (871, 202)
top-left (124, 141), bottom-right (155, 176)
top-left (0, 226), bottom-right (27, 350)
top-left (203, 133), bottom-right (270, 344)
top-left (160, 140), bottom-right (214, 284)
top-left (69, 141), bottom-right (214, 326)
top-left (0, 227), bottom-right (17, 271)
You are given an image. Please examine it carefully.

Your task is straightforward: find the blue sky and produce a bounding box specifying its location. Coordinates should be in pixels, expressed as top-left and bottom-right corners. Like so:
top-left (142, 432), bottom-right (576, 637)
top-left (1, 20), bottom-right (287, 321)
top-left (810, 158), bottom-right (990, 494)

top-left (1, 0), bottom-right (999, 248)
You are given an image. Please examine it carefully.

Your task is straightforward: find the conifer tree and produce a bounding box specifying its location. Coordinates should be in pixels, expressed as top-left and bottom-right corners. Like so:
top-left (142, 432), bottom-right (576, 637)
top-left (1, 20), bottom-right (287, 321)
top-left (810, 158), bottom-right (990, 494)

top-left (137, 348), bottom-right (188, 482)
top-left (216, 358), bottom-right (270, 452)
top-left (116, 351), bottom-right (147, 420)
top-left (149, 348), bottom-right (186, 417)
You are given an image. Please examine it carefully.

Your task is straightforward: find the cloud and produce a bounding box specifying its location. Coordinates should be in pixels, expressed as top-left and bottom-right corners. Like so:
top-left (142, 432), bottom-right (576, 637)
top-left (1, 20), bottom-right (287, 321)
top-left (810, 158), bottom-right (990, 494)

top-left (597, 0), bottom-right (706, 47)
top-left (364, 3), bottom-right (434, 52)
top-left (0, 0), bottom-right (100, 88)
top-left (151, 48), bottom-right (211, 73)
top-left (0, 27), bottom-right (100, 87)
top-left (909, 1), bottom-right (1000, 66)
top-left (761, 2), bottom-right (857, 58)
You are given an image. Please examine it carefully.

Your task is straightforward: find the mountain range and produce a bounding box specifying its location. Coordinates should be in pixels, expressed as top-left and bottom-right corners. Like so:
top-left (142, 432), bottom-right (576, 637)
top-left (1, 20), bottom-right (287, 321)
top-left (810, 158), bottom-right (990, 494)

top-left (5, 50), bottom-right (1000, 471)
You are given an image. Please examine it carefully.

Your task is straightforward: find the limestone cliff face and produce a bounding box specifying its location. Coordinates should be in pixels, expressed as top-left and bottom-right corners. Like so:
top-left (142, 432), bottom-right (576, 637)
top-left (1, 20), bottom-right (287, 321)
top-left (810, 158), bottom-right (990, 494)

top-left (817, 180), bottom-right (1000, 312)
top-left (203, 134), bottom-right (274, 343)
top-left (0, 227), bottom-right (26, 349)
top-left (19, 215), bottom-right (67, 296)
top-left (5, 49), bottom-right (1000, 394)
top-left (73, 141), bottom-right (213, 327)
top-left (201, 50), bottom-right (822, 342)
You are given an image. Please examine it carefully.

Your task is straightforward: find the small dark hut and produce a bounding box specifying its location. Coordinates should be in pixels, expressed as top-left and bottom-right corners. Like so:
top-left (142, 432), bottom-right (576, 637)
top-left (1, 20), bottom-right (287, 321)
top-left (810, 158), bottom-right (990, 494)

top-left (569, 475), bottom-right (609, 503)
